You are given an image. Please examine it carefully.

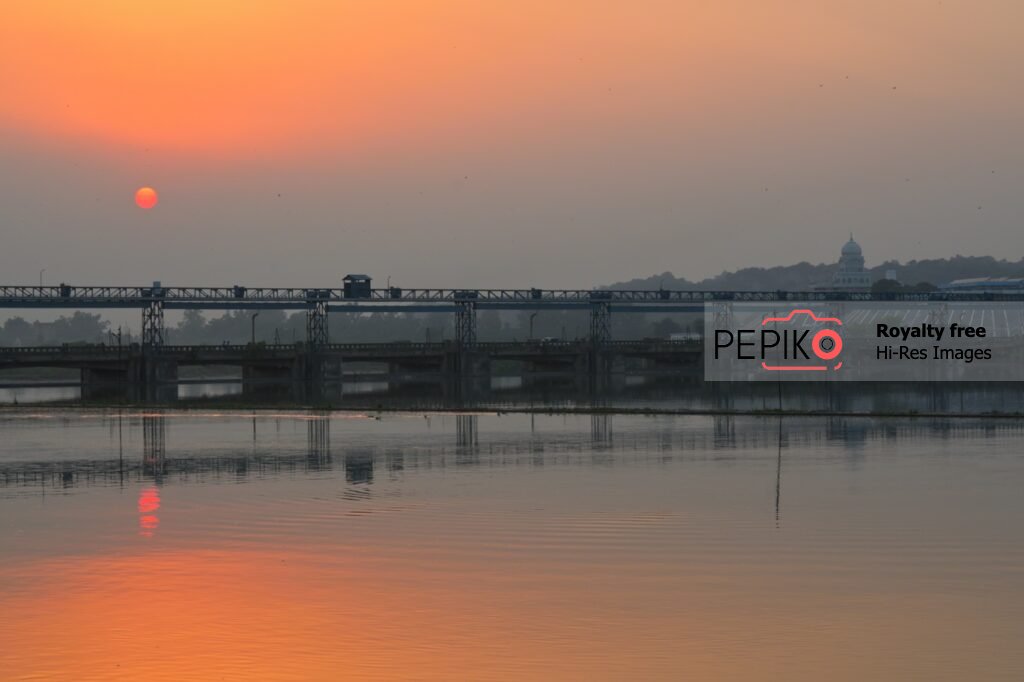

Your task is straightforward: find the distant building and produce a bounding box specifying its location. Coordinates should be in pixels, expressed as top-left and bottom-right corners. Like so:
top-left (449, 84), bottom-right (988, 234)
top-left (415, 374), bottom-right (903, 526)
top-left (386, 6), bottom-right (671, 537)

top-left (815, 235), bottom-right (872, 291)
top-left (940, 277), bottom-right (1024, 293)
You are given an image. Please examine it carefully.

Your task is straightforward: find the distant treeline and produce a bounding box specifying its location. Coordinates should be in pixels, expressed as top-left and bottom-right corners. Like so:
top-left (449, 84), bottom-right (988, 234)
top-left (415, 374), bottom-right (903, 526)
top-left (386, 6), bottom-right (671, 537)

top-left (3, 255), bottom-right (1021, 346)
top-left (0, 312), bottom-right (116, 346)
top-left (608, 255), bottom-right (1024, 291)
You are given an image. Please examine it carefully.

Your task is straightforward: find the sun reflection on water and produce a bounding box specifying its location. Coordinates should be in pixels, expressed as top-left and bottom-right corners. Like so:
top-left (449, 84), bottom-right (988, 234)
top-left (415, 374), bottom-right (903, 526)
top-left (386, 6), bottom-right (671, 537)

top-left (137, 486), bottom-right (160, 537)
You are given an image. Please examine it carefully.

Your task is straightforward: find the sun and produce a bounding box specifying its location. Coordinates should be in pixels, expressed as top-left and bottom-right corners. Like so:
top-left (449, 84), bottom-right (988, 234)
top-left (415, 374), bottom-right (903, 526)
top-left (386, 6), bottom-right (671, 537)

top-left (135, 187), bottom-right (159, 209)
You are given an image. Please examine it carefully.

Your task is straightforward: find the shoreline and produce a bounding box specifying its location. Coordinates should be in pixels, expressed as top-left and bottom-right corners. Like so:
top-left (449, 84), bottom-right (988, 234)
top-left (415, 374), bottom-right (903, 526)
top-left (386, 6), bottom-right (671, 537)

top-left (2, 400), bottom-right (1024, 420)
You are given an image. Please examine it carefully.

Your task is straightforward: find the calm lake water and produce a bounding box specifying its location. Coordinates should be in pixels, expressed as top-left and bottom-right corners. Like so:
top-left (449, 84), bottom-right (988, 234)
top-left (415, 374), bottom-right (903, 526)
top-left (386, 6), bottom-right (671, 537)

top-left (2, 409), bottom-right (1023, 680)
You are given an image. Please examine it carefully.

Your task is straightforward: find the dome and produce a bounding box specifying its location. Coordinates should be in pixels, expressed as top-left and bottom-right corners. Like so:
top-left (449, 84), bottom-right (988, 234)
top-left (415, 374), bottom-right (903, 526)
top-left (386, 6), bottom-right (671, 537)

top-left (841, 237), bottom-right (862, 256)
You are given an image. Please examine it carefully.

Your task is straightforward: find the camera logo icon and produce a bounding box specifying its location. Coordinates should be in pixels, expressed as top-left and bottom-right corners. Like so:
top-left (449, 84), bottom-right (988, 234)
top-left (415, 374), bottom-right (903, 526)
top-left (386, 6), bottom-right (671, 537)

top-left (760, 309), bottom-right (843, 372)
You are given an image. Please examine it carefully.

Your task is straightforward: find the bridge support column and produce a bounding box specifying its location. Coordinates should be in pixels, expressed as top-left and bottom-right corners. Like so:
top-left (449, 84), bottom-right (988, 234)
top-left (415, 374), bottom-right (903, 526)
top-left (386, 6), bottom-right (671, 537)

top-left (138, 297), bottom-right (173, 400)
top-left (589, 301), bottom-right (611, 346)
top-left (142, 300), bottom-right (165, 349)
top-left (455, 301), bottom-right (477, 347)
top-left (451, 301), bottom-right (483, 396)
top-left (588, 301), bottom-right (613, 381)
top-left (306, 299), bottom-right (329, 349)
top-left (302, 298), bottom-right (332, 396)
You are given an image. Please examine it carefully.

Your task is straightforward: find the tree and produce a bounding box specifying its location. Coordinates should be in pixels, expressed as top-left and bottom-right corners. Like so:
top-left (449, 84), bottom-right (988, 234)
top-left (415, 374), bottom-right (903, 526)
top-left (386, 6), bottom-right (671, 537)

top-left (871, 279), bottom-right (903, 294)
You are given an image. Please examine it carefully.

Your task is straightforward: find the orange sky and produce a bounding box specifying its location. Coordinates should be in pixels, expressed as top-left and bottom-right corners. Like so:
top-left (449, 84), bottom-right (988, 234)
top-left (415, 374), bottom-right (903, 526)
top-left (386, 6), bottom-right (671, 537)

top-left (2, 1), bottom-right (660, 155)
top-left (7, 0), bottom-right (994, 157)
top-left (1, 1), bottom-right (1023, 286)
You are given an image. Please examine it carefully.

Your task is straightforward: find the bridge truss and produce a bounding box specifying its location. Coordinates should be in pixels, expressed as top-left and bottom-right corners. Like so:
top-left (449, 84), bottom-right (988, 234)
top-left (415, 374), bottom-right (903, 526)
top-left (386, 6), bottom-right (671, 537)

top-left (3, 283), bottom-right (1024, 350)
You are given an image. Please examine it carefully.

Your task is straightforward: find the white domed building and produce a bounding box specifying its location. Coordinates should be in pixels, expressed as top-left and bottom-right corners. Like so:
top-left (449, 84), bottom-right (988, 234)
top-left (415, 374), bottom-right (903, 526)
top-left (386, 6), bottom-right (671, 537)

top-left (829, 235), bottom-right (872, 290)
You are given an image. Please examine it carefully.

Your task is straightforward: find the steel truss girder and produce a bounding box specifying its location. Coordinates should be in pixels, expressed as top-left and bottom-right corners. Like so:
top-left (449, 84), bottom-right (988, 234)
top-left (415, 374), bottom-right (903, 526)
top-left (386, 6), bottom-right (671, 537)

top-left (5, 285), bottom-right (1024, 309)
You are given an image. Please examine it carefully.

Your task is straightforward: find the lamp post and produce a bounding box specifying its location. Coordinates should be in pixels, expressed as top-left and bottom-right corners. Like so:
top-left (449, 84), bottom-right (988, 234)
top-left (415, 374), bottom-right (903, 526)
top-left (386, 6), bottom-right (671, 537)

top-left (529, 312), bottom-right (538, 339)
top-left (251, 312), bottom-right (260, 345)
top-left (39, 269), bottom-right (45, 287)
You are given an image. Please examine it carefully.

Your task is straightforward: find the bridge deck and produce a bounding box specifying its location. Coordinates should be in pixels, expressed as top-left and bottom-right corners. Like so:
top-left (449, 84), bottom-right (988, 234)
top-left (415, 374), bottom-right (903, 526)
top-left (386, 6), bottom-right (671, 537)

top-left (2, 285), bottom-right (1022, 311)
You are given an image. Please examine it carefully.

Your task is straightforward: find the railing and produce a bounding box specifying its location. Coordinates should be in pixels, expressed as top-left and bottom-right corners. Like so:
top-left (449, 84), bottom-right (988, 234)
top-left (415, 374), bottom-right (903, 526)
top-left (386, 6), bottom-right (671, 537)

top-left (5, 284), bottom-right (1024, 308)
top-left (0, 344), bottom-right (131, 355)
top-left (0, 339), bottom-right (703, 356)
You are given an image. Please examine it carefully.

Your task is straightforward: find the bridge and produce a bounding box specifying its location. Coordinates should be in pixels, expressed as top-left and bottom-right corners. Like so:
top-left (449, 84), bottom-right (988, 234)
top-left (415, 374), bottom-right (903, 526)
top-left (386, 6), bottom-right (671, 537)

top-left (3, 282), bottom-right (1023, 348)
top-left (0, 339), bottom-right (703, 399)
top-left (3, 281), bottom-right (1024, 399)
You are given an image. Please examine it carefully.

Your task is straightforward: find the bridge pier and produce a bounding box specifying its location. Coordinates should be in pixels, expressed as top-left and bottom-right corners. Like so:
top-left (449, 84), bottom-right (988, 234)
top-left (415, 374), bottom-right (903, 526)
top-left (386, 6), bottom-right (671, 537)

top-left (238, 352), bottom-right (346, 401)
top-left (583, 348), bottom-right (625, 394)
top-left (441, 347), bottom-right (490, 377)
top-left (242, 364), bottom-right (296, 393)
top-left (80, 366), bottom-right (133, 401)
top-left (79, 354), bottom-right (178, 402)
top-left (135, 355), bottom-right (178, 402)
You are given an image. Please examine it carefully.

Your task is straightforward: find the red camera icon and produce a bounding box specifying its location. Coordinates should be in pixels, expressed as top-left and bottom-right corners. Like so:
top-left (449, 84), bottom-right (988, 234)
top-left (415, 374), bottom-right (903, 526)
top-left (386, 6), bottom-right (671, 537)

top-left (761, 309), bottom-right (843, 371)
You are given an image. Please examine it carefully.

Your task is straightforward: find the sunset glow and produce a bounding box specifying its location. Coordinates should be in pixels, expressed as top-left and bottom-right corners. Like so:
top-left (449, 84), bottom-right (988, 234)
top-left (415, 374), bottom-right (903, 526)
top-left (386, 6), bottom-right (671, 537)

top-left (8, 1), bottom-right (1013, 159)
top-left (134, 187), bottom-right (158, 209)
top-left (4, 2), bottom-right (1024, 681)
top-left (3, 1), bottom-right (1022, 282)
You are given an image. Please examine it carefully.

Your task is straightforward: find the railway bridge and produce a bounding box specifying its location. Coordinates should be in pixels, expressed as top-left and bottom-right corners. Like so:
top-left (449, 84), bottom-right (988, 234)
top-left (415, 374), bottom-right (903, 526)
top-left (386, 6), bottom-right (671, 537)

top-left (3, 278), bottom-right (1023, 398)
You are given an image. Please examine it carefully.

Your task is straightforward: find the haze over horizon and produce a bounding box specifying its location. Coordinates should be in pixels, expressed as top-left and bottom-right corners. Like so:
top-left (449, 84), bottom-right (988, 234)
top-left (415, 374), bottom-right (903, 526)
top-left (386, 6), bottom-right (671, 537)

top-left (3, 1), bottom-right (1023, 289)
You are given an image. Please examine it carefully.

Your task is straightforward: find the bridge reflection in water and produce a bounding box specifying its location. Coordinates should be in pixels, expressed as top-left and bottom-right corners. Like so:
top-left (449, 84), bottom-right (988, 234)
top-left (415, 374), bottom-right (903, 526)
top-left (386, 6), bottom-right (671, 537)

top-left (3, 410), bottom-right (1024, 494)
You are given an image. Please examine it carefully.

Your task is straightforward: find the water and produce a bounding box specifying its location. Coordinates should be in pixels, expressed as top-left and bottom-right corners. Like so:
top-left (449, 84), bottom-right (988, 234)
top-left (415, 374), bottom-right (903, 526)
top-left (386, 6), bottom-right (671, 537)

top-left (7, 376), bottom-right (1024, 417)
top-left (2, 410), bottom-right (1023, 680)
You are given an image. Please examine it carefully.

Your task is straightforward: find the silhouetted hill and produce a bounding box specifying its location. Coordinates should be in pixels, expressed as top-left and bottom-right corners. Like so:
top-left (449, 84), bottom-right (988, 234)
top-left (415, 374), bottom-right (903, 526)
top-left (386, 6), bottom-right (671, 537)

top-left (607, 256), bottom-right (1024, 291)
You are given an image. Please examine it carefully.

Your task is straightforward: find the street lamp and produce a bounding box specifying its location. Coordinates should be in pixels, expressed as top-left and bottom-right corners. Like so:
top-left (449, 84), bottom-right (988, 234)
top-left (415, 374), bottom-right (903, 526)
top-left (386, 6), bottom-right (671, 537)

top-left (250, 312), bottom-right (260, 345)
top-left (39, 269), bottom-right (45, 287)
top-left (529, 312), bottom-right (538, 339)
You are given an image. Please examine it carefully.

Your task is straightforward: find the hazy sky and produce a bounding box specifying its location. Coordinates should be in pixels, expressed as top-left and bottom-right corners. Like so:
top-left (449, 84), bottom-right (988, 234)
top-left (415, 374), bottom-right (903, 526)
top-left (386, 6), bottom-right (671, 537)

top-left (2, 1), bottom-right (1022, 290)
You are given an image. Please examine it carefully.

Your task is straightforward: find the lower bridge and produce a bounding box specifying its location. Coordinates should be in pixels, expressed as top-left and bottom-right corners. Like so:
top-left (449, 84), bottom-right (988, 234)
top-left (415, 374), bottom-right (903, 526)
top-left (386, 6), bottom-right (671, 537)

top-left (0, 340), bottom-right (702, 398)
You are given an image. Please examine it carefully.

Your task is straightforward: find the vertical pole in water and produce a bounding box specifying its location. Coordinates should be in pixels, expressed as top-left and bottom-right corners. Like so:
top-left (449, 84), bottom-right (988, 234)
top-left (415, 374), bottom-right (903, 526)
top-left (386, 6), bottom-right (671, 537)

top-left (775, 416), bottom-right (783, 528)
